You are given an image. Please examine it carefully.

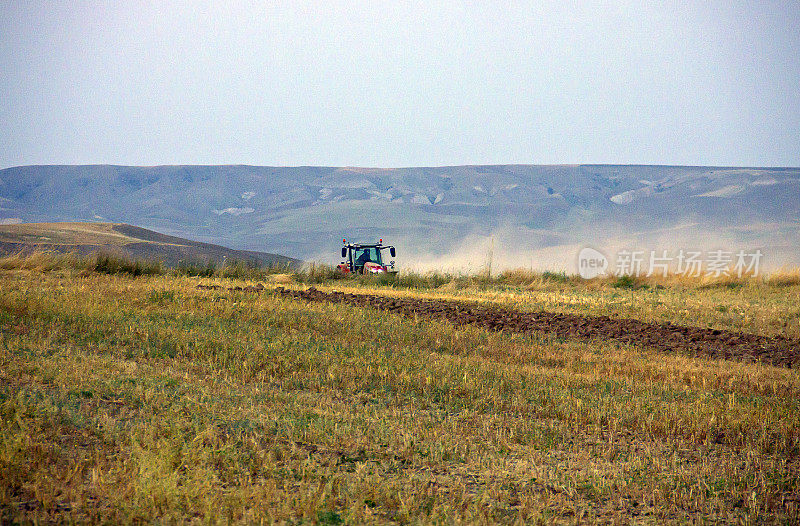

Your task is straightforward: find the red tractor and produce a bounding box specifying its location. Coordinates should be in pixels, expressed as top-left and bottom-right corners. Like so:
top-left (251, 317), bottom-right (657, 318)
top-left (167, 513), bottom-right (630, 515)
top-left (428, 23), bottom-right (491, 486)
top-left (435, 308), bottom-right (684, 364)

top-left (337, 239), bottom-right (397, 275)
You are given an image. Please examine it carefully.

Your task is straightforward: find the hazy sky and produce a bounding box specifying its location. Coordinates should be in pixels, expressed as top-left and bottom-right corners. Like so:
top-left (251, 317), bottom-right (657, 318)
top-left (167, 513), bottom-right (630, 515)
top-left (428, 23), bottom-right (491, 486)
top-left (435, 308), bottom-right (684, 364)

top-left (1, 1), bottom-right (799, 168)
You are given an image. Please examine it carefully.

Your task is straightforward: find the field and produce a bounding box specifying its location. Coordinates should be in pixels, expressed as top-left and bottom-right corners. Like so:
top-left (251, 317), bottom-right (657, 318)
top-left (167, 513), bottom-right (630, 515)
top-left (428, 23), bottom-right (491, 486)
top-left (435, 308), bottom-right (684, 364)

top-left (1, 258), bottom-right (800, 523)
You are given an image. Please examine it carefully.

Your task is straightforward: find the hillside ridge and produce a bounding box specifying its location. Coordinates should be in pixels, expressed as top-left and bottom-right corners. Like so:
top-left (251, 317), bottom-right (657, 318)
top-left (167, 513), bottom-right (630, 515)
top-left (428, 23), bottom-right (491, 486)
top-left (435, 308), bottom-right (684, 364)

top-left (0, 221), bottom-right (299, 267)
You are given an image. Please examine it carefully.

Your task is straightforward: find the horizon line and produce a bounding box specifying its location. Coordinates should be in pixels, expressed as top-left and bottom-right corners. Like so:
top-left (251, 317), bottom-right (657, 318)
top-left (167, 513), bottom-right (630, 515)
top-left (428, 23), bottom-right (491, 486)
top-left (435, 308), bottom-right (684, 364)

top-left (3, 163), bottom-right (800, 171)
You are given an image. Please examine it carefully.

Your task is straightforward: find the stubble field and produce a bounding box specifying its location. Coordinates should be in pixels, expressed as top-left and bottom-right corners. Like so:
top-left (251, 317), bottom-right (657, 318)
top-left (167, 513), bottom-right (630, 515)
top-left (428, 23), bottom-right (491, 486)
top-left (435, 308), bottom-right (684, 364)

top-left (1, 261), bottom-right (799, 523)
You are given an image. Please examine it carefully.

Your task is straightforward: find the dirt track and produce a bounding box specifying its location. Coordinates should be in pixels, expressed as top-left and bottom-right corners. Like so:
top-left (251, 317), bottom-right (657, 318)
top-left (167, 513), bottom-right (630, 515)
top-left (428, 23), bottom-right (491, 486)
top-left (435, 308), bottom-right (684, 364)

top-left (272, 286), bottom-right (800, 368)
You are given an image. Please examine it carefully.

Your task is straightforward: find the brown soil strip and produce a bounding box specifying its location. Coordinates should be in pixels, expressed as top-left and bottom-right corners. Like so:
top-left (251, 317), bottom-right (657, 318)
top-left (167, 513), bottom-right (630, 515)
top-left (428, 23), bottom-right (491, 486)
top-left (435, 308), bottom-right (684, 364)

top-left (271, 286), bottom-right (800, 368)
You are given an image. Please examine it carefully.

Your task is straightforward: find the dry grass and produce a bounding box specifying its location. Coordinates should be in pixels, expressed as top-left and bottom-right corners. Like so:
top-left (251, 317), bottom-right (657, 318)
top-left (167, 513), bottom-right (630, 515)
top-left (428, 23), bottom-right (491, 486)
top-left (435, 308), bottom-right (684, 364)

top-left (0, 250), bottom-right (82, 271)
top-left (268, 273), bottom-right (296, 285)
top-left (766, 268), bottom-right (800, 287)
top-left (1, 267), bottom-right (799, 523)
top-left (494, 267), bottom-right (779, 291)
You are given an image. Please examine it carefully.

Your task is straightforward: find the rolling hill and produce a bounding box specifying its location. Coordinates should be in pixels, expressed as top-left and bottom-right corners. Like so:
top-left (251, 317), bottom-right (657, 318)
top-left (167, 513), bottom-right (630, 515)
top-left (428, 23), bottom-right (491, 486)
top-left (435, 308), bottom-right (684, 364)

top-left (1, 164), bottom-right (798, 270)
top-left (0, 222), bottom-right (300, 267)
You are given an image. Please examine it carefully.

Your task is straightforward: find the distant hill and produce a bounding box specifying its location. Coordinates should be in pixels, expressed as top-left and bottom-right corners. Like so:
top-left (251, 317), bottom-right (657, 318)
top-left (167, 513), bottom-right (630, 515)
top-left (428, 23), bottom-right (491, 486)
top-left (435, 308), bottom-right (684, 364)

top-left (0, 222), bottom-right (300, 267)
top-left (1, 165), bottom-right (798, 270)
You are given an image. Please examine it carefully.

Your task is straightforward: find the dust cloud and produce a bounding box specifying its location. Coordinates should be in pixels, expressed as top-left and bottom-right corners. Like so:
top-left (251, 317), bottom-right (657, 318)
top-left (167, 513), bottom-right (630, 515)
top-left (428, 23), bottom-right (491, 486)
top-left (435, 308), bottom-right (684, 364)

top-left (398, 222), bottom-right (799, 275)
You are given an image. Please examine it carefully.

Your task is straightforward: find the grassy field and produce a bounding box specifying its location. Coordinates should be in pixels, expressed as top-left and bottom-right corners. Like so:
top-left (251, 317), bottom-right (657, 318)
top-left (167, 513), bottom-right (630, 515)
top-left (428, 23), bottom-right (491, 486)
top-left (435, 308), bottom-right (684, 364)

top-left (1, 259), bottom-right (799, 523)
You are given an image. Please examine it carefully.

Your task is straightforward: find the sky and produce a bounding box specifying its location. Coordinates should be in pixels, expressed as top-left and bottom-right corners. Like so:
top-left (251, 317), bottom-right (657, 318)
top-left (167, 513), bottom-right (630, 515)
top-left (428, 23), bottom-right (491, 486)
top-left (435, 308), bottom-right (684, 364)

top-left (1, 1), bottom-right (799, 168)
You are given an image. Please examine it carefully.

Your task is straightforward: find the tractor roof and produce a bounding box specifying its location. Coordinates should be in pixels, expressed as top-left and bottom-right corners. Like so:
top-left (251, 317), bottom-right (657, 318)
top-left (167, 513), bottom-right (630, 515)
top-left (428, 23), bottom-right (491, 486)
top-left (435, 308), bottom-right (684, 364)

top-left (343, 241), bottom-right (393, 249)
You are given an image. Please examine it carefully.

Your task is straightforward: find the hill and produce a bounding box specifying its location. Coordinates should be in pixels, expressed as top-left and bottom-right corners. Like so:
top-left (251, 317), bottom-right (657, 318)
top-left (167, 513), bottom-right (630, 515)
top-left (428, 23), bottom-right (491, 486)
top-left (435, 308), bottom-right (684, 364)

top-left (0, 222), bottom-right (300, 267)
top-left (1, 164), bottom-right (798, 269)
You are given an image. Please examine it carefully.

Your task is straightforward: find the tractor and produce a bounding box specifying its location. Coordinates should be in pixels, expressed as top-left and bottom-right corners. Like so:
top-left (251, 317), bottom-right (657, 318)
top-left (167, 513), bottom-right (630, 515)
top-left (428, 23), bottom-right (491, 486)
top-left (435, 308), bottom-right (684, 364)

top-left (337, 239), bottom-right (397, 275)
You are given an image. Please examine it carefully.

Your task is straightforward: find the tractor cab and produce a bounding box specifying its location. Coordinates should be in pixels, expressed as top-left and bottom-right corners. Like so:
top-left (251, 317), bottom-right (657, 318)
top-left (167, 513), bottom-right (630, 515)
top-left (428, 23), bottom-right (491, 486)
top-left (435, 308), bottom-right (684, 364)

top-left (337, 239), bottom-right (397, 275)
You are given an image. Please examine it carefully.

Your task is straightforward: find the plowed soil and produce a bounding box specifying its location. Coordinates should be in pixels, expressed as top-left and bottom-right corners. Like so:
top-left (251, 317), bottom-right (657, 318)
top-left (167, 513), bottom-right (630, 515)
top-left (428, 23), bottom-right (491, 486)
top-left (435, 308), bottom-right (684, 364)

top-left (273, 286), bottom-right (800, 368)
